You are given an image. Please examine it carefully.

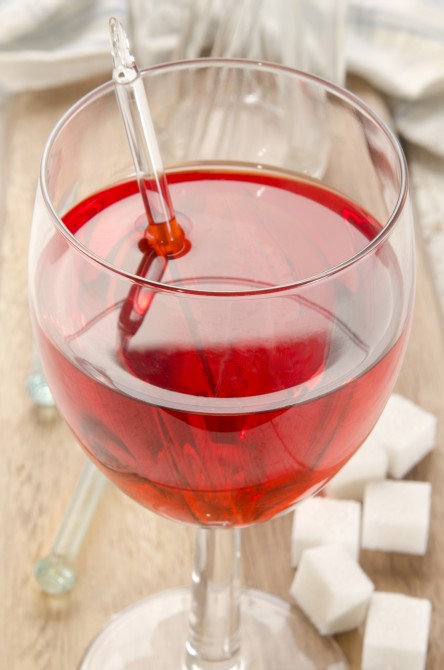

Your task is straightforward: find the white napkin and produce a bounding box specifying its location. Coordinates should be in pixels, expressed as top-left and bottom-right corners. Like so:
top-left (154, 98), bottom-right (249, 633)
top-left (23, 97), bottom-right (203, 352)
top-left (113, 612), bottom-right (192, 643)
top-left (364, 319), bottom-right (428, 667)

top-left (2, 0), bottom-right (444, 306)
top-left (347, 0), bottom-right (444, 158)
top-left (0, 0), bottom-right (442, 158)
top-left (0, 0), bottom-right (127, 93)
top-left (347, 1), bottom-right (444, 313)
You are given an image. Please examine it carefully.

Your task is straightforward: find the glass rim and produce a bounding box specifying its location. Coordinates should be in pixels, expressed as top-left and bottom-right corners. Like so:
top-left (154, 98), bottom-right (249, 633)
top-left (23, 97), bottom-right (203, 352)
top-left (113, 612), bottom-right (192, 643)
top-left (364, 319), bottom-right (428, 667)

top-left (40, 57), bottom-right (409, 297)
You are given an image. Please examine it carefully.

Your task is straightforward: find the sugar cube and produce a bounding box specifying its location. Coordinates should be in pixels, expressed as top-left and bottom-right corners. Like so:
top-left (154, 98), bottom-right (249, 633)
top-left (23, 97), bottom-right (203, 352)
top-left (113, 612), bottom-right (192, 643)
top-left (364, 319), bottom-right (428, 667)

top-left (362, 480), bottom-right (432, 554)
top-left (362, 592), bottom-right (431, 670)
top-left (325, 432), bottom-right (388, 501)
top-left (373, 394), bottom-right (436, 478)
top-left (291, 497), bottom-right (361, 567)
top-left (290, 544), bottom-right (374, 635)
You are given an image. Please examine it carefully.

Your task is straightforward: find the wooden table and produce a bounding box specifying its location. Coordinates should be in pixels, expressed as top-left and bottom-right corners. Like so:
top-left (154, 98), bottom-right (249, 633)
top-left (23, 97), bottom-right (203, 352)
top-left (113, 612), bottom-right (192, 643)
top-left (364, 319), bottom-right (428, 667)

top-left (0, 78), bottom-right (443, 669)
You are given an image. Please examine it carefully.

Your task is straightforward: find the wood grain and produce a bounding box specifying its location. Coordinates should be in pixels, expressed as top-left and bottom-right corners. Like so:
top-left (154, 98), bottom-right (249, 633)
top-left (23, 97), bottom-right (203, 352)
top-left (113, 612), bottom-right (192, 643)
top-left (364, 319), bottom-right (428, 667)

top-left (0, 79), bottom-right (443, 670)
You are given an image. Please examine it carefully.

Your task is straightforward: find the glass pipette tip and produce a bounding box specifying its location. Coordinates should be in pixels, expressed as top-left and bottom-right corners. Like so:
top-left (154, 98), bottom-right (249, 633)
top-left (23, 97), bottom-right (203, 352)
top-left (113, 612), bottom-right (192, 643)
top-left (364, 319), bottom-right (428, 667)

top-left (109, 17), bottom-right (186, 257)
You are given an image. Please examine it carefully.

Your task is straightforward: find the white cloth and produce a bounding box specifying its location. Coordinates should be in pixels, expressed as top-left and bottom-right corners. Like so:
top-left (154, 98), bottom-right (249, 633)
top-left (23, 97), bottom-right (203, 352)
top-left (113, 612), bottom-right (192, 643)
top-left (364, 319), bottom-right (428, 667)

top-left (0, 0), bottom-right (442, 158)
top-left (346, 0), bottom-right (444, 158)
top-left (0, 0), bottom-right (127, 94)
top-left (2, 0), bottom-right (444, 309)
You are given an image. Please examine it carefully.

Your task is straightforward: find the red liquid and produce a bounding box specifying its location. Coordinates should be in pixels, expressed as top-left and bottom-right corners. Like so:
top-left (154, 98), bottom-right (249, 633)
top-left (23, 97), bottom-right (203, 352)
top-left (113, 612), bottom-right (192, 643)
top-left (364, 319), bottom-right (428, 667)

top-left (34, 166), bottom-right (411, 526)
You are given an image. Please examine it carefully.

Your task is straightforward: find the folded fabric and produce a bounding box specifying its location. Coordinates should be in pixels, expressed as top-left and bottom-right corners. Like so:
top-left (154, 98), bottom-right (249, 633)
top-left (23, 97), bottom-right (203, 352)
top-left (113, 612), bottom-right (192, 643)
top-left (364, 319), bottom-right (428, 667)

top-left (0, 0), bottom-right (127, 94)
top-left (0, 0), bottom-right (443, 158)
top-left (347, 0), bottom-right (444, 158)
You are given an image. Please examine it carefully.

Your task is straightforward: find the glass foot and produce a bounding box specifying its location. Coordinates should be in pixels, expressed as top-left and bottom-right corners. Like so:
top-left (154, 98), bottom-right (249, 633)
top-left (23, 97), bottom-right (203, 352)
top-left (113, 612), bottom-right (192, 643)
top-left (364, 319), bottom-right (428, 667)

top-left (79, 587), bottom-right (348, 670)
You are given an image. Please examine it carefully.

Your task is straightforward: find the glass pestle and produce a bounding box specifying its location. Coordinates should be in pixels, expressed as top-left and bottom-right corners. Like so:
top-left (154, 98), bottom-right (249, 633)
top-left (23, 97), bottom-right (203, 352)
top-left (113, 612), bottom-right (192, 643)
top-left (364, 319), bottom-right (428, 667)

top-left (34, 461), bottom-right (107, 595)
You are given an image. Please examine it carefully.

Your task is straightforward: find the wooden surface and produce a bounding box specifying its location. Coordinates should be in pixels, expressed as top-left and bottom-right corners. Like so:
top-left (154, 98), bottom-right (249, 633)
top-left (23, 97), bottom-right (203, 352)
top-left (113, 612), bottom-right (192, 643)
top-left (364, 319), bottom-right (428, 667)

top-left (0, 79), bottom-right (443, 670)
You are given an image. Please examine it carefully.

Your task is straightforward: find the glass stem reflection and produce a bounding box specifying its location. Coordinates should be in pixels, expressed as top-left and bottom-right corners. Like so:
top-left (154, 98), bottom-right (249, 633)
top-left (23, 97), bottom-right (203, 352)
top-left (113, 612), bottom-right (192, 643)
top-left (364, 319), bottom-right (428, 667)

top-left (185, 528), bottom-right (243, 670)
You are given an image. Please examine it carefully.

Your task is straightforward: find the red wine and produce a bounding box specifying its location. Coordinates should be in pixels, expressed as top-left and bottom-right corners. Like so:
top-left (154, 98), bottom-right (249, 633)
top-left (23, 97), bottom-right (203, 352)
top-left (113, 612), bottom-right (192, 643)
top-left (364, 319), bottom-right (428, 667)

top-left (34, 166), bottom-right (410, 526)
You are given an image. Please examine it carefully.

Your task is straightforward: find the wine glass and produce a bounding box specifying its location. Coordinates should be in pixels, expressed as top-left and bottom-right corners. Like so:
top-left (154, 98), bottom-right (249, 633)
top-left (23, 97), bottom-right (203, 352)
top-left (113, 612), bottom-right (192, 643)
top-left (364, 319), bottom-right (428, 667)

top-left (29, 59), bottom-right (415, 670)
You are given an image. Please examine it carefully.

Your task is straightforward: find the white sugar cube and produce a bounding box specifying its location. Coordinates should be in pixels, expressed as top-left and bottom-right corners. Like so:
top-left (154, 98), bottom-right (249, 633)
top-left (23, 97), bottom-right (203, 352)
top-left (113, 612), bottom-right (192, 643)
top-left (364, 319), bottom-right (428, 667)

top-left (290, 544), bottom-right (374, 635)
top-left (325, 432), bottom-right (388, 501)
top-left (362, 480), bottom-right (432, 555)
top-left (362, 592), bottom-right (431, 670)
top-left (291, 497), bottom-right (361, 567)
top-left (373, 394), bottom-right (436, 478)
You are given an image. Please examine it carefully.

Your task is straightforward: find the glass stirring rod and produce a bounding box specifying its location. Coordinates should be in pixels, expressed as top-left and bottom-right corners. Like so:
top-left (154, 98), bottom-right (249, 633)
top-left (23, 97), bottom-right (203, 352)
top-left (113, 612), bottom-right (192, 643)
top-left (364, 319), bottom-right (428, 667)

top-left (109, 17), bottom-right (189, 346)
top-left (109, 17), bottom-right (187, 258)
top-left (34, 461), bottom-right (107, 594)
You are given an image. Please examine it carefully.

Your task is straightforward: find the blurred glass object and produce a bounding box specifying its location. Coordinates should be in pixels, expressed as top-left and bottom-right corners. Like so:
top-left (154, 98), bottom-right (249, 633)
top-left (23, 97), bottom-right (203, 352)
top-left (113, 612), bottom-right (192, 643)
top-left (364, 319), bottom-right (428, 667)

top-left (133, 0), bottom-right (348, 85)
top-left (27, 348), bottom-right (55, 407)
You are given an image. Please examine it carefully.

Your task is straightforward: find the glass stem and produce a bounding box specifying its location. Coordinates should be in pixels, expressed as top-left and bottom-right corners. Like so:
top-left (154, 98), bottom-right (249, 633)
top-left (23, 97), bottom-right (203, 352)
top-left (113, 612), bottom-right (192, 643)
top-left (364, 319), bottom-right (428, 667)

top-left (185, 527), bottom-right (243, 670)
